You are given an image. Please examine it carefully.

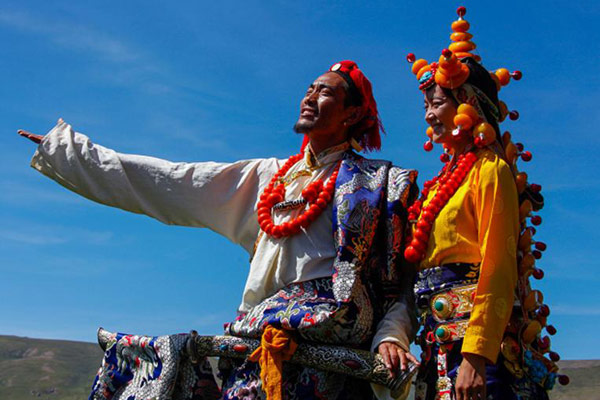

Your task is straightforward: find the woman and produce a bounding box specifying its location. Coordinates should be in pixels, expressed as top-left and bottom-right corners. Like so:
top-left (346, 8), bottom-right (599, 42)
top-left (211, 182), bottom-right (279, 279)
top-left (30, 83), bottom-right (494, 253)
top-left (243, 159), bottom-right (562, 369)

top-left (376, 6), bottom-right (564, 400)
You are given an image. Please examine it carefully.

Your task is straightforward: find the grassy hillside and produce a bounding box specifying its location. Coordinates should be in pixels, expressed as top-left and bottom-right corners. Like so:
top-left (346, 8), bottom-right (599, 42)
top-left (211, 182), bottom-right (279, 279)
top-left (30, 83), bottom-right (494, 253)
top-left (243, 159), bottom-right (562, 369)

top-left (0, 335), bottom-right (103, 400)
top-left (0, 334), bottom-right (597, 399)
top-left (550, 360), bottom-right (600, 400)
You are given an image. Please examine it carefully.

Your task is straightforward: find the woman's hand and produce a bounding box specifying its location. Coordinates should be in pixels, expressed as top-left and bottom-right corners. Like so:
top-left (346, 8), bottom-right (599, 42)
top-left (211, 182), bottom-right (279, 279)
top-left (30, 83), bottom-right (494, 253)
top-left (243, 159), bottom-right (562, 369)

top-left (17, 118), bottom-right (63, 144)
top-left (455, 353), bottom-right (487, 400)
top-left (377, 341), bottom-right (420, 377)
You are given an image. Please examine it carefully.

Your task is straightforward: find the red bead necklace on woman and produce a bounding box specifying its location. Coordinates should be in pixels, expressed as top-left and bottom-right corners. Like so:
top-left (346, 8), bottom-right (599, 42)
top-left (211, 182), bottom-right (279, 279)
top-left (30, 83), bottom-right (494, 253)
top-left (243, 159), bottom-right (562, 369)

top-left (404, 151), bottom-right (479, 263)
top-left (257, 153), bottom-right (341, 239)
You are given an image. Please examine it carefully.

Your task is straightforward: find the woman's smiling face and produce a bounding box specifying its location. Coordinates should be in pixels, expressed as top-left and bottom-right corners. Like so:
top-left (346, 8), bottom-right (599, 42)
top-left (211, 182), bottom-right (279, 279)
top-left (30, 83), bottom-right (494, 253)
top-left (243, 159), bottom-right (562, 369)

top-left (424, 84), bottom-right (458, 145)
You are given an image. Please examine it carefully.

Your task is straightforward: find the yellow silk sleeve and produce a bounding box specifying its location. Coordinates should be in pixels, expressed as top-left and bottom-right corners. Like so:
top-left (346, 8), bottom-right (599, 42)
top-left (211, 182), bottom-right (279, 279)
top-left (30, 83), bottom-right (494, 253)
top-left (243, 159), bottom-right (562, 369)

top-left (461, 153), bottom-right (519, 364)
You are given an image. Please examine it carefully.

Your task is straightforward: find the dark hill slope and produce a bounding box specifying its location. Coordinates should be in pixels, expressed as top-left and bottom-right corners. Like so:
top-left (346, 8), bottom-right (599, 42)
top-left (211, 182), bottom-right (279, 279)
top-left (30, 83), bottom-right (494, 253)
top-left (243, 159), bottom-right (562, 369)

top-left (0, 335), bottom-right (596, 399)
top-left (0, 335), bottom-right (102, 400)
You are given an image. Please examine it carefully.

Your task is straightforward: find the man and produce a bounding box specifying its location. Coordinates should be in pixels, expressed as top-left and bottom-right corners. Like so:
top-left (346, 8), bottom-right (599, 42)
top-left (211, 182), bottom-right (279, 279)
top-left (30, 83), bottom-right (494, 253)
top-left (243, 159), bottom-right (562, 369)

top-left (19, 60), bottom-right (418, 399)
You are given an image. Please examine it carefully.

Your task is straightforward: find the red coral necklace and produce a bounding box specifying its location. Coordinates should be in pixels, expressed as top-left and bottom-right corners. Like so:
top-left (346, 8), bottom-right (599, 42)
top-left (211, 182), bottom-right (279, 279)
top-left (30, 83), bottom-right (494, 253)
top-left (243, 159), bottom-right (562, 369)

top-left (404, 151), bottom-right (479, 263)
top-left (257, 153), bottom-right (341, 238)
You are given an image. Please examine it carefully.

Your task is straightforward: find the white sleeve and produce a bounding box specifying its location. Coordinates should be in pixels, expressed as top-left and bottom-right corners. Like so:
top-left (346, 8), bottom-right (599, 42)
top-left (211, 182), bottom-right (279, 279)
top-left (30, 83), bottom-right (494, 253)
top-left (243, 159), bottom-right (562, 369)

top-left (30, 121), bottom-right (280, 253)
top-left (370, 299), bottom-right (413, 353)
top-left (370, 300), bottom-right (415, 400)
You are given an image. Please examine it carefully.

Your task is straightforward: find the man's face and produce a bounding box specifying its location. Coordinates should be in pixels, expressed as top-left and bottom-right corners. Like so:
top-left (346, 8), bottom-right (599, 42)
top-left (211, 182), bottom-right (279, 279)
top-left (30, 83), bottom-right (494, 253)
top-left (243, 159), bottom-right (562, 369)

top-left (294, 72), bottom-right (351, 142)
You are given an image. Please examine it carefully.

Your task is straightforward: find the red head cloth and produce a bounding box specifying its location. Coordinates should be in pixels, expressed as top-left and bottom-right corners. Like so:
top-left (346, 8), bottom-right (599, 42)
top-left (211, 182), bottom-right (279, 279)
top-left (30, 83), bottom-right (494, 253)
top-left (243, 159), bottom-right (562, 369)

top-left (300, 60), bottom-right (384, 153)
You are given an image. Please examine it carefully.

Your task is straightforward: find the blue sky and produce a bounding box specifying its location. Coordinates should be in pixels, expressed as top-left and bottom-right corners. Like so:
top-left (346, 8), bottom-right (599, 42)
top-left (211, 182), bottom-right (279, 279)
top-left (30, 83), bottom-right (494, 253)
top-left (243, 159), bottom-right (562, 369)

top-left (1, 0), bottom-right (598, 362)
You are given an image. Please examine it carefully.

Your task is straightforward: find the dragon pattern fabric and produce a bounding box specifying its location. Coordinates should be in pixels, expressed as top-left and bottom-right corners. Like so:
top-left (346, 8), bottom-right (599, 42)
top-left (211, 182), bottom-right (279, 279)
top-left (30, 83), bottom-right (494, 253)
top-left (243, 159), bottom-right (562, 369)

top-left (89, 331), bottom-right (220, 400)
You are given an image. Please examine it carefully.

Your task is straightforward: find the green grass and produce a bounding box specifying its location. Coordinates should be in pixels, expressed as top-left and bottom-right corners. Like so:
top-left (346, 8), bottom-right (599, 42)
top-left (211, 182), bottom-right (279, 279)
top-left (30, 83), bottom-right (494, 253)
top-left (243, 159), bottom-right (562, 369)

top-left (0, 335), bottom-right (103, 400)
top-left (0, 335), bottom-right (596, 399)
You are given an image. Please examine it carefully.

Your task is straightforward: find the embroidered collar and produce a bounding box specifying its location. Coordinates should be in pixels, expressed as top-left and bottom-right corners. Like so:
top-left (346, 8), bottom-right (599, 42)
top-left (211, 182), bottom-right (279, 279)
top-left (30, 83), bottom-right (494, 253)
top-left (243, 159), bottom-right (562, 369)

top-left (304, 142), bottom-right (350, 169)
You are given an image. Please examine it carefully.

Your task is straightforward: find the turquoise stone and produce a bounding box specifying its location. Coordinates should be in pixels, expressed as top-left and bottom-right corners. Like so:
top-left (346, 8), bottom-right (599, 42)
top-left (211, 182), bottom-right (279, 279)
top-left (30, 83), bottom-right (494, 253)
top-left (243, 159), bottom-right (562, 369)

top-left (436, 327), bottom-right (447, 338)
top-left (434, 300), bottom-right (445, 312)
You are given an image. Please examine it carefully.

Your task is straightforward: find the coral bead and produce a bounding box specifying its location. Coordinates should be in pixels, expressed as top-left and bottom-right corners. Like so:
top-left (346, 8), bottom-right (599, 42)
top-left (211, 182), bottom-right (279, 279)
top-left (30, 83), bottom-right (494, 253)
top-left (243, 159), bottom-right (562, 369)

top-left (406, 53), bottom-right (416, 63)
top-left (535, 241), bottom-right (547, 251)
top-left (440, 153), bottom-right (450, 163)
top-left (505, 142), bottom-right (518, 164)
top-left (516, 172), bottom-right (528, 194)
top-left (412, 59), bottom-right (429, 75)
top-left (404, 246), bottom-right (421, 263)
top-left (530, 183), bottom-right (542, 193)
top-left (523, 289), bottom-right (543, 311)
top-left (442, 48), bottom-right (453, 59)
top-left (538, 304), bottom-right (550, 317)
top-left (511, 70), bottom-right (523, 80)
top-left (280, 222), bottom-right (292, 236)
top-left (426, 126), bottom-right (434, 139)
top-left (417, 219), bottom-right (432, 233)
top-left (414, 228), bottom-right (429, 242)
top-left (532, 250), bottom-right (542, 259)
top-left (495, 68), bottom-right (511, 86)
top-left (521, 151), bottom-right (533, 162)
top-left (410, 238), bottom-right (427, 253)
top-left (558, 375), bottom-right (570, 386)
top-left (509, 110), bottom-right (520, 120)
top-left (532, 268), bottom-right (544, 280)
top-left (450, 32), bottom-right (473, 42)
top-left (549, 352), bottom-right (560, 362)
top-left (421, 210), bottom-right (435, 223)
top-left (453, 113), bottom-right (473, 130)
top-left (474, 122), bottom-right (496, 146)
top-left (531, 215), bottom-right (542, 225)
top-left (490, 73), bottom-right (501, 91)
top-left (546, 325), bottom-right (557, 335)
top-left (424, 140), bottom-right (434, 152)
top-left (522, 320), bottom-right (542, 344)
top-left (267, 193), bottom-right (283, 205)
top-left (516, 142), bottom-right (524, 152)
top-left (271, 225), bottom-right (283, 238)
top-left (451, 20), bottom-right (470, 32)
top-left (457, 103), bottom-right (479, 121)
top-left (519, 228), bottom-right (533, 254)
top-left (457, 6), bottom-right (467, 16)
top-left (302, 187), bottom-right (317, 202)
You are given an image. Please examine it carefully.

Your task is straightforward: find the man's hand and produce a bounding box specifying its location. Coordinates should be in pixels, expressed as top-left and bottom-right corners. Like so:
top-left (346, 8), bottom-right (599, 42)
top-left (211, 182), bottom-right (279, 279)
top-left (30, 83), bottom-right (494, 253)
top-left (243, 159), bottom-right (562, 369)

top-left (377, 341), bottom-right (420, 378)
top-left (17, 118), bottom-right (63, 144)
top-left (455, 353), bottom-right (487, 400)
top-left (17, 129), bottom-right (43, 144)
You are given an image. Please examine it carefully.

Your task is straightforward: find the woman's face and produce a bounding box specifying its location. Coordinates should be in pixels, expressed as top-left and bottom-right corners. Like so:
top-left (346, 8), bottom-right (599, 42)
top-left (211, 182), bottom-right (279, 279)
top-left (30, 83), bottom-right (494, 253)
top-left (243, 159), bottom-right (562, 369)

top-left (424, 85), bottom-right (458, 145)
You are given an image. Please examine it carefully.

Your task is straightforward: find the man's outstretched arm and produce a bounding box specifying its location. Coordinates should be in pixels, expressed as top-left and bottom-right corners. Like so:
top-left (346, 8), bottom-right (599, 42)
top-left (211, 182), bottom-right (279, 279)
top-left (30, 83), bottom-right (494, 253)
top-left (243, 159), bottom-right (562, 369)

top-left (18, 120), bottom-right (279, 252)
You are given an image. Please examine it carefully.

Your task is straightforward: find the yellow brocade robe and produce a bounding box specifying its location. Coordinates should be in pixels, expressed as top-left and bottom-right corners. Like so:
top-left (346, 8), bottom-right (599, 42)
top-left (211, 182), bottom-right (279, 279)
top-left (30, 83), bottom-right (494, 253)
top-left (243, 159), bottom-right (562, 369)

top-left (419, 149), bottom-right (519, 364)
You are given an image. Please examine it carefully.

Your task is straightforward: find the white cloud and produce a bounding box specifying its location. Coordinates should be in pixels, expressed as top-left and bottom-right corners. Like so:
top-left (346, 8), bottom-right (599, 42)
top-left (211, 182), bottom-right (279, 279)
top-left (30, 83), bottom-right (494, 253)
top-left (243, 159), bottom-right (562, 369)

top-left (0, 222), bottom-right (114, 246)
top-left (0, 10), bottom-right (140, 64)
top-left (551, 305), bottom-right (600, 316)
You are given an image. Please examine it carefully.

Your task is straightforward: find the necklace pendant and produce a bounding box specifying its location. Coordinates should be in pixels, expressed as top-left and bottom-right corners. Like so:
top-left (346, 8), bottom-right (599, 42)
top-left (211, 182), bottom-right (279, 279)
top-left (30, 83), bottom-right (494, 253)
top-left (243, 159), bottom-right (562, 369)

top-left (272, 199), bottom-right (307, 212)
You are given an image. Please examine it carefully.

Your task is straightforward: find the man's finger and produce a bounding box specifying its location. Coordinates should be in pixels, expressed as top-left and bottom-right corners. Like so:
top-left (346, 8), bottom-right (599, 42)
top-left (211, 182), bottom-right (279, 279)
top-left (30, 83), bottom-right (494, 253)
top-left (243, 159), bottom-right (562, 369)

top-left (398, 350), bottom-right (407, 371)
top-left (380, 346), bottom-right (392, 371)
top-left (388, 347), bottom-right (399, 372)
top-left (406, 352), bottom-right (420, 366)
top-left (455, 388), bottom-right (463, 400)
